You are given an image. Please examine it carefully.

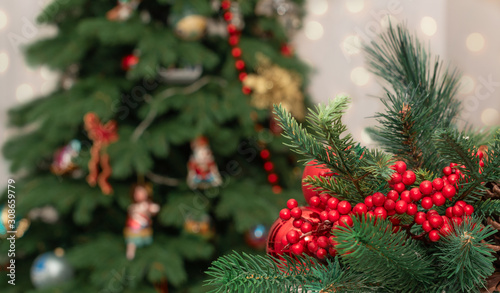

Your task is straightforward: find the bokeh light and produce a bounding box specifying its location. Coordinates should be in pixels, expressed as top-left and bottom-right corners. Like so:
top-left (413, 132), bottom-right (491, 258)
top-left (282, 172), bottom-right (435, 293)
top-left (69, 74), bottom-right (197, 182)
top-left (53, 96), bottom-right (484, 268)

top-left (350, 67), bottom-right (370, 86)
top-left (466, 33), bottom-right (485, 52)
top-left (305, 21), bottom-right (324, 40)
top-left (421, 17), bottom-right (437, 36)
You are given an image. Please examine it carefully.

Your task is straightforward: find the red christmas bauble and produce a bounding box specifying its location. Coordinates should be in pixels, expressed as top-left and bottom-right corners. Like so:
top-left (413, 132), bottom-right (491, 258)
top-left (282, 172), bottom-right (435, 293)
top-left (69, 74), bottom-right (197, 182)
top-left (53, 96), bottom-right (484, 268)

top-left (121, 54), bottom-right (139, 71)
top-left (266, 206), bottom-right (322, 259)
top-left (301, 161), bottom-right (334, 205)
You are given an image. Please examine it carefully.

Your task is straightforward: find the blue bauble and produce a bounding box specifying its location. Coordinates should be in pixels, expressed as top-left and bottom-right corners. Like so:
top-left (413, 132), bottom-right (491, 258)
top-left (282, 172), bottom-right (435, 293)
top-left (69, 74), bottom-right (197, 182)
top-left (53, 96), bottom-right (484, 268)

top-left (30, 252), bottom-right (73, 288)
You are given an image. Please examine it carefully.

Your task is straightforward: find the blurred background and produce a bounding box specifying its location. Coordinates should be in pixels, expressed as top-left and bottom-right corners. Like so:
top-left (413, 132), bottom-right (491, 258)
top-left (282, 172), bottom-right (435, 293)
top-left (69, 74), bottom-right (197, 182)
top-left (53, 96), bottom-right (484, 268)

top-left (2, 0), bottom-right (500, 187)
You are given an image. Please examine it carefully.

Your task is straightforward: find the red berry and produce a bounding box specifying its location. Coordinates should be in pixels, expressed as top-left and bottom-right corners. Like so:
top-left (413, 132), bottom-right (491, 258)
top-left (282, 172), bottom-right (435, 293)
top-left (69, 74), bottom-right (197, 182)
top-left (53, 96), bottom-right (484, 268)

top-left (426, 209), bottom-right (439, 217)
top-left (353, 203), bottom-right (368, 215)
top-left (452, 216), bottom-right (463, 226)
top-left (439, 223), bottom-right (453, 236)
top-left (279, 208), bottom-right (291, 220)
top-left (431, 192), bottom-right (446, 206)
top-left (452, 205), bottom-right (464, 217)
top-left (432, 178), bottom-right (444, 191)
top-left (448, 174), bottom-right (458, 185)
top-left (406, 203), bottom-right (418, 215)
top-left (421, 197), bottom-right (433, 209)
top-left (293, 219), bottom-right (303, 228)
top-left (384, 199), bottom-right (396, 211)
top-left (400, 190), bottom-right (411, 203)
top-left (364, 196), bottom-right (374, 208)
top-left (456, 201), bottom-right (466, 208)
top-left (307, 241), bottom-right (318, 253)
top-left (450, 163), bottom-right (458, 168)
top-left (263, 161), bottom-right (273, 171)
top-left (477, 150), bottom-right (484, 159)
top-left (310, 196), bottom-right (321, 207)
top-left (337, 201), bottom-right (352, 214)
top-left (316, 236), bottom-right (329, 248)
top-left (445, 207), bottom-right (454, 218)
top-left (281, 235), bottom-right (288, 246)
top-left (316, 248), bottom-right (327, 259)
top-left (422, 221), bottom-right (433, 232)
top-left (238, 72), bottom-right (247, 82)
top-left (390, 172), bottom-right (402, 184)
top-left (419, 180), bottom-right (433, 195)
top-left (374, 207), bottom-right (388, 220)
top-left (429, 215), bottom-right (444, 228)
top-left (409, 187), bottom-right (422, 201)
top-left (393, 182), bottom-right (406, 193)
top-left (287, 199), bottom-right (298, 210)
top-left (242, 86), bottom-right (252, 95)
top-left (389, 217), bottom-right (401, 225)
top-left (328, 247), bottom-right (337, 256)
top-left (402, 171), bottom-right (416, 186)
top-left (339, 215), bottom-right (353, 227)
top-left (231, 47), bottom-right (241, 58)
top-left (372, 192), bottom-right (386, 207)
top-left (395, 200), bottom-right (408, 214)
top-left (464, 205), bottom-right (474, 215)
top-left (291, 243), bottom-right (304, 254)
top-left (387, 190), bottom-right (399, 201)
top-left (286, 230), bottom-right (301, 244)
top-left (394, 161), bottom-right (407, 174)
top-left (428, 230), bottom-right (441, 242)
top-left (415, 212), bottom-right (427, 225)
top-left (442, 185), bottom-right (456, 199)
top-left (319, 211), bottom-right (328, 222)
top-left (327, 197), bottom-right (340, 210)
top-left (290, 207), bottom-right (302, 219)
top-left (366, 211), bottom-right (375, 219)
top-left (443, 166), bottom-right (452, 176)
top-left (300, 222), bottom-right (312, 233)
top-left (319, 194), bottom-right (331, 206)
top-left (328, 210), bottom-right (340, 222)
top-left (480, 160), bottom-right (485, 167)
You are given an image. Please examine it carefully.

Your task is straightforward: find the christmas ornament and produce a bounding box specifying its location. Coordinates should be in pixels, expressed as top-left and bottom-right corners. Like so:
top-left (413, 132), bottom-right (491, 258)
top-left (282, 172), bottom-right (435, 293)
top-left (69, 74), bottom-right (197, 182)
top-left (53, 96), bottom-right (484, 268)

top-left (157, 65), bottom-right (203, 84)
top-left (84, 112), bottom-right (119, 195)
top-left (206, 18), bottom-right (228, 38)
top-left (0, 204), bottom-right (30, 238)
top-left (243, 54), bottom-right (305, 120)
top-left (183, 213), bottom-right (214, 239)
top-left (30, 250), bottom-right (74, 289)
top-left (106, 0), bottom-right (141, 21)
top-left (171, 4), bottom-right (208, 41)
top-left (28, 206), bottom-right (59, 224)
top-left (187, 136), bottom-right (222, 190)
top-left (245, 224), bottom-right (269, 249)
top-left (222, 0), bottom-right (244, 31)
top-left (124, 183), bottom-right (159, 260)
top-left (121, 54), bottom-right (139, 71)
top-left (60, 64), bottom-right (79, 90)
top-left (302, 160), bottom-right (335, 205)
top-left (50, 139), bottom-right (82, 177)
top-left (255, 0), bottom-right (301, 37)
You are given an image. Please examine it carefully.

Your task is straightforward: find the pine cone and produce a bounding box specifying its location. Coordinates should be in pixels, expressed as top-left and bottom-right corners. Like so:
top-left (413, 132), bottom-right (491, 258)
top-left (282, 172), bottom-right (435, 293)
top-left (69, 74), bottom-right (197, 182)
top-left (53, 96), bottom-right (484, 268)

top-left (486, 181), bottom-right (500, 199)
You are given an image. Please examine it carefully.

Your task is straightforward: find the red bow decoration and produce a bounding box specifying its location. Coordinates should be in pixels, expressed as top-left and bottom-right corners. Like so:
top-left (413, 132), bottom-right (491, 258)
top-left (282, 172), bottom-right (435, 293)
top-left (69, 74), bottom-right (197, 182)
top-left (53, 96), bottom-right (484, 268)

top-left (84, 112), bottom-right (119, 195)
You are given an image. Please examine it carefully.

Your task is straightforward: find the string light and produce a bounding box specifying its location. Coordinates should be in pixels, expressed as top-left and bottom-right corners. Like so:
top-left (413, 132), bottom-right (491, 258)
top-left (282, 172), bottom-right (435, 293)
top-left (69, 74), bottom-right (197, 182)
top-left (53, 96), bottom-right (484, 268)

top-left (420, 17), bottom-right (437, 36)
top-left (466, 33), bottom-right (485, 52)
top-left (305, 21), bottom-right (323, 40)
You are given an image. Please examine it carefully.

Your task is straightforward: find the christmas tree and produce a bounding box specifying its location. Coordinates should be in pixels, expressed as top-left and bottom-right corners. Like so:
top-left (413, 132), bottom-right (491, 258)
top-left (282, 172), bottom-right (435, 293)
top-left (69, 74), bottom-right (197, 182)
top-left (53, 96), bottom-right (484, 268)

top-left (205, 25), bottom-right (500, 292)
top-left (0, 0), bottom-right (310, 292)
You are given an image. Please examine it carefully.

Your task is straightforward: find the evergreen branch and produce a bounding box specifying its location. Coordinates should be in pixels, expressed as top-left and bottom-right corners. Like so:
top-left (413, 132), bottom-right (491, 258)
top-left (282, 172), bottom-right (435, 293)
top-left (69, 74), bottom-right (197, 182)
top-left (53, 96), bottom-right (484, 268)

top-left (435, 216), bottom-right (496, 292)
top-left (474, 199), bottom-right (500, 217)
top-left (433, 129), bottom-right (486, 201)
top-left (482, 130), bottom-right (500, 180)
top-left (303, 176), bottom-right (364, 202)
top-left (333, 216), bottom-right (434, 291)
top-left (132, 76), bottom-right (227, 141)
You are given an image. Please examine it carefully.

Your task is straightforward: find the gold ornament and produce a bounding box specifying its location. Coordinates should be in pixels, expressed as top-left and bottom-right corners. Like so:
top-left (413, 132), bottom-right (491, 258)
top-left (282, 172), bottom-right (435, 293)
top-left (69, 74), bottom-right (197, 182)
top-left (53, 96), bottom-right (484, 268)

top-left (243, 54), bottom-right (305, 120)
top-left (175, 15), bottom-right (207, 41)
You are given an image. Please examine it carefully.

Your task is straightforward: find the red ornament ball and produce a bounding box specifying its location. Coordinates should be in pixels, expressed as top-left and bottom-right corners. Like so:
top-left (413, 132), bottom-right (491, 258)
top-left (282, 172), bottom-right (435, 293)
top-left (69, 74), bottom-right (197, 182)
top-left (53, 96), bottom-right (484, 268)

top-left (121, 54), bottom-right (139, 71)
top-left (301, 161), bottom-right (333, 205)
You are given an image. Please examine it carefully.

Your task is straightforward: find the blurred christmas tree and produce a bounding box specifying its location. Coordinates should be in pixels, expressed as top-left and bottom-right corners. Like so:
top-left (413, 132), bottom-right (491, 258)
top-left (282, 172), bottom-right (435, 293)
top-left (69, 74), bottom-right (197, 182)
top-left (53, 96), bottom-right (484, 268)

top-left (205, 25), bottom-right (500, 292)
top-left (0, 0), bottom-right (311, 292)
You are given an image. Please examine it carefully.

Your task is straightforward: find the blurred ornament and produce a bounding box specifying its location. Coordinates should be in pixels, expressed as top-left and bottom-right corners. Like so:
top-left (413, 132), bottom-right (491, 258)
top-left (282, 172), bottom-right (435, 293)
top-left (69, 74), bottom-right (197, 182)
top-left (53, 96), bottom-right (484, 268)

top-left (158, 65), bottom-right (203, 84)
top-left (106, 0), bottom-right (141, 22)
top-left (187, 136), bottom-right (222, 189)
top-left (184, 213), bottom-right (214, 238)
top-left (245, 224), bottom-right (269, 249)
top-left (206, 18), bottom-right (228, 38)
top-left (121, 54), bottom-right (139, 71)
top-left (243, 54), bottom-right (305, 120)
top-left (227, 2), bottom-right (245, 31)
top-left (139, 10), bottom-right (151, 23)
top-left (302, 160), bottom-right (335, 205)
top-left (28, 206), bottom-right (59, 224)
top-left (280, 43), bottom-right (294, 57)
top-left (255, 0), bottom-right (300, 36)
top-left (266, 206), bottom-right (322, 258)
top-left (30, 250), bottom-right (73, 289)
top-left (50, 139), bottom-right (81, 177)
top-left (124, 183), bottom-right (159, 260)
top-left (0, 204), bottom-right (30, 238)
top-left (84, 113), bottom-right (119, 195)
top-left (269, 112), bottom-right (283, 135)
top-left (171, 4), bottom-right (207, 41)
top-left (60, 64), bottom-right (79, 90)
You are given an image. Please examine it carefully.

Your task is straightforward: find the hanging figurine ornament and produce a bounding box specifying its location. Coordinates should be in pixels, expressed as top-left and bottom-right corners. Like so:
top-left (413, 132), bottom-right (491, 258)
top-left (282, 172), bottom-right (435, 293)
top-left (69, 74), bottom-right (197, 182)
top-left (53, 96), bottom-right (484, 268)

top-left (50, 139), bottom-right (82, 177)
top-left (187, 136), bottom-right (222, 190)
top-left (124, 183), bottom-right (160, 260)
top-left (243, 53), bottom-right (305, 120)
top-left (0, 204), bottom-right (30, 238)
top-left (84, 112), bottom-right (119, 195)
top-left (106, 0), bottom-right (141, 22)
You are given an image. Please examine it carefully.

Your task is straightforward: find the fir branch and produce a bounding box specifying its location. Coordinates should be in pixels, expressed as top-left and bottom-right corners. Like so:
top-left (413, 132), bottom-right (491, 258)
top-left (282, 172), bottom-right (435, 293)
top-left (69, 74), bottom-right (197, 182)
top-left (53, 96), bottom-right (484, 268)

top-left (303, 176), bottom-right (364, 202)
top-left (435, 216), bottom-right (496, 292)
top-left (333, 216), bottom-right (435, 292)
top-left (474, 199), bottom-right (500, 217)
top-left (433, 129), bottom-right (486, 201)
